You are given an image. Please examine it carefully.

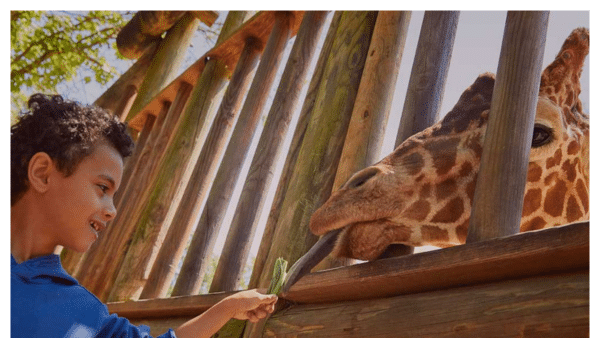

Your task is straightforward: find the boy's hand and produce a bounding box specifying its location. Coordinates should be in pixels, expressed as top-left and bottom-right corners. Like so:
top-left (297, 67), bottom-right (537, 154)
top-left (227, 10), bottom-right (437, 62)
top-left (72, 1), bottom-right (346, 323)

top-left (226, 289), bottom-right (278, 323)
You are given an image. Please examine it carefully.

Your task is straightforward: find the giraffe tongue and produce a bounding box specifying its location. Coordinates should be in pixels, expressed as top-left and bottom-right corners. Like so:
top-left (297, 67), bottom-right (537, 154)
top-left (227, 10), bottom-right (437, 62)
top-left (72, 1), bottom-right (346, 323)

top-left (281, 228), bottom-right (343, 296)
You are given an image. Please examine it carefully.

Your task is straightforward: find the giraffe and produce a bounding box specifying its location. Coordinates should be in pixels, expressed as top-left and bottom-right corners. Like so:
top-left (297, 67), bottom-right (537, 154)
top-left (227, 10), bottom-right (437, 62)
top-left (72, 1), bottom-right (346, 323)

top-left (306, 27), bottom-right (589, 262)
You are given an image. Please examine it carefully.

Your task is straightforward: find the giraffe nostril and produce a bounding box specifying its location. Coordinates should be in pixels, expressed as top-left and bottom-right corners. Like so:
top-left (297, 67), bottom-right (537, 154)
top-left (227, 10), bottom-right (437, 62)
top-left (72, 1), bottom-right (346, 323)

top-left (343, 167), bottom-right (380, 190)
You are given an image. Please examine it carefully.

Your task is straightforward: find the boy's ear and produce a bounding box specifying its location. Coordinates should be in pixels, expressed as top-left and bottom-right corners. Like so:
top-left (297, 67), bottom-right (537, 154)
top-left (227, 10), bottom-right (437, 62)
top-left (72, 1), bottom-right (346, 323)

top-left (28, 152), bottom-right (55, 194)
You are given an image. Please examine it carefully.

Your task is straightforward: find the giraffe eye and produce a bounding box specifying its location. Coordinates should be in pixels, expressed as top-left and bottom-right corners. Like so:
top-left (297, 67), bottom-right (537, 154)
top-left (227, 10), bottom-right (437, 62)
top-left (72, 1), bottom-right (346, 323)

top-left (532, 124), bottom-right (553, 148)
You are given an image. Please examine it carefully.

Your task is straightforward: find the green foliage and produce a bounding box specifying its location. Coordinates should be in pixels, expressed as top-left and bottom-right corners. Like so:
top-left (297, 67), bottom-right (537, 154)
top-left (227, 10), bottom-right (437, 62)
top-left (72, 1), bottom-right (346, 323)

top-left (10, 10), bottom-right (132, 114)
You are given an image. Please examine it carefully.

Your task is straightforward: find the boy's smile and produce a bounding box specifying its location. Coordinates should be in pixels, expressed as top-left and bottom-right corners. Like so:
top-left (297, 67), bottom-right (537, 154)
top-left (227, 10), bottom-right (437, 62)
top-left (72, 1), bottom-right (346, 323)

top-left (41, 142), bottom-right (124, 254)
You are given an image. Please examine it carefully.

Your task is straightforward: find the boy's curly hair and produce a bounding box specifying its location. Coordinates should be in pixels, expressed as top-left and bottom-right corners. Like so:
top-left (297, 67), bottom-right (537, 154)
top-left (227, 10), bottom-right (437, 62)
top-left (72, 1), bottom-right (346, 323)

top-left (11, 93), bottom-right (135, 205)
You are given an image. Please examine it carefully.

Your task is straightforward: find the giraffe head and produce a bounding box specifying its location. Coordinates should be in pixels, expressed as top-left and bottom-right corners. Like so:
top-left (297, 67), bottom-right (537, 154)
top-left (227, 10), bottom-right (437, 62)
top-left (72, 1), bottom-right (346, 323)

top-left (309, 27), bottom-right (589, 261)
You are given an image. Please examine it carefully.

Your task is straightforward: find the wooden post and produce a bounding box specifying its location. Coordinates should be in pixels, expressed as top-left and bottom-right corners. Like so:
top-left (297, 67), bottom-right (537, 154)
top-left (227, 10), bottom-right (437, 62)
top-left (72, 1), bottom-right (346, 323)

top-left (317, 10), bottom-right (412, 270)
top-left (244, 11), bottom-right (378, 338)
top-left (139, 36), bottom-right (263, 299)
top-left (209, 11), bottom-right (329, 293)
top-left (248, 12), bottom-right (343, 290)
top-left (171, 12), bottom-right (293, 297)
top-left (382, 11), bottom-right (460, 258)
top-left (93, 43), bottom-right (158, 114)
top-left (467, 11), bottom-right (549, 243)
top-left (125, 12), bottom-right (200, 121)
top-left (99, 12), bottom-right (251, 302)
top-left (113, 84), bottom-right (139, 121)
top-left (116, 11), bottom-right (188, 59)
top-left (396, 11), bottom-right (459, 144)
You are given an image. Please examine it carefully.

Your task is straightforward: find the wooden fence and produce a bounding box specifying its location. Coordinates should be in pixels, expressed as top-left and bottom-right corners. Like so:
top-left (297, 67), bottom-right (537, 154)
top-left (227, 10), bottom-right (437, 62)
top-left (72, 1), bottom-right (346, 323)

top-left (59, 10), bottom-right (588, 337)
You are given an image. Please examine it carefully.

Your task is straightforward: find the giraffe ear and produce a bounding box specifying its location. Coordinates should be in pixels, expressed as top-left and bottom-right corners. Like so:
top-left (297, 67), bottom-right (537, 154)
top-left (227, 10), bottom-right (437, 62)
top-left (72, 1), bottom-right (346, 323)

top-left (433, 73), bottom-right (495, 136)
top-left (539, 28), bottom-right (589, 107)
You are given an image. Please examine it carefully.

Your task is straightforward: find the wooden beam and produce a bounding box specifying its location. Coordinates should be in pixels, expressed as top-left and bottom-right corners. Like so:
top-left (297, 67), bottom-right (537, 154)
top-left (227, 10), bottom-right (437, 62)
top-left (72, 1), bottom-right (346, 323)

top-left (284, 221), bottom-right (588, 304)
top-left (267, 271), bottom-right (588, 337)
top-left (209, 10), bottom-right (329, 293)
top-left (127, 11), bottom-right (306, 131)
top-left (467, 11), bottom-right (549, 242)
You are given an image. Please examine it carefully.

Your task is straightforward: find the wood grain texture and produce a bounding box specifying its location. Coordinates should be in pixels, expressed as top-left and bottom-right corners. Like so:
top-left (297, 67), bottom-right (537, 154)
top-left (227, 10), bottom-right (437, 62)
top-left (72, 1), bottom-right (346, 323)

top-left (127, 11), bottom-right (306, 130)
top-left (266, 271), bottom-right (588, 337)
top-left (210, 11), bottom-right (329, 293)
top-left (140, 36), bottom-right (262, 300)
top-left (248, 11), bottom-right (343, 290)
top-left (467, 11), bottom-right (549, 243)
top-left (285, 221), bottom-right (587, 305)
top-left (172, 12), bottom-right (293, 297)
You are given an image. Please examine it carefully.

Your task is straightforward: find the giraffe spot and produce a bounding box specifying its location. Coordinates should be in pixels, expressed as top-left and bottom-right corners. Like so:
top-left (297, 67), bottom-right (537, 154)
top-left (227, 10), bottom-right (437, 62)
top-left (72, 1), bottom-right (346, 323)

top-left (566, 195), bottom-right (583, 223)
top-left (431, 197), bottom-right (464, 223)
top-left (424, 137), bottom-right (460, 176)
top-left (415, 174), bottom-right (425, 182)
top-left (545, 148), bottom-right (562, 169)
top-left (401, 152), bottom-right (424, 176)
top-left (575, 179), bottom-right (588, 214)
top-left (544, 172), bottom-right (558, 185)
top-left (543, 179), bottom-right (567, 217)
top-left (436, 178), bottom-right (457, 201)
top-left (455, 219), bottom-right (470, 244)
top-left (401, 200), bottom-right (430, 222)
top-left (521, 216), bottom-right (547, 232)
top-left (422, 225), bottom-right (450, 243)
top-left (459, 162), bottom-right (473, 178)
top-left (527, 163), bottom-right (543, 182)
top-left (522, 188), bottom-right (542, 217)
top-left (567, 140), bottom-right (580, 155)
top-left (562, 159), bottom-right (577, 182)
top-left (420, 183), bottom-right (432, 199)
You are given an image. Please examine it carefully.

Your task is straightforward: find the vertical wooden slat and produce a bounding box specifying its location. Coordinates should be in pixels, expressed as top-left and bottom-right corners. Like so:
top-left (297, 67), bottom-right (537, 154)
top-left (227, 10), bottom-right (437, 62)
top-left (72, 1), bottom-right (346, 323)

top-left (317, 10), bottom-right (412, 270)
top-left (396, 11), bottom-right (459, 144)
top-left (248, 11), bottom-right (343, 290)
top-left (100, 12), bottom-right (251, 302)
top-left (171, 12), bottom-right (293, 297)
top-left (125, 12), bottom-right (199, 121)
top-left (93, 43), bottom-right (158, 115)
top-left (140, 36), bottom-right (263, 299)
top-left (244, 11), bottom-right (378, 338)
top-left (114, 84), bottom-right (139, 121)
top-left (467, 11), bottom-right (549, 242)
top-left (209, 11), bottom-right (329, 293)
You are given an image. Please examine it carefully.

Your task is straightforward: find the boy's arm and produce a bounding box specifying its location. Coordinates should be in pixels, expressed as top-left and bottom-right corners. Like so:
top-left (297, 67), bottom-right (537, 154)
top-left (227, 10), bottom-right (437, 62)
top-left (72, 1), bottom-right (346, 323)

top-left (174, 290), bottom-right (277, 338)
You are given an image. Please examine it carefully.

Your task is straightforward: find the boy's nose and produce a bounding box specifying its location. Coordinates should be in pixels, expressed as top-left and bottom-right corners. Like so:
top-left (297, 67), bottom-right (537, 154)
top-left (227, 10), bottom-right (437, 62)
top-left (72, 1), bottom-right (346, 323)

top-left (103, 199), bottom-right (117, 221)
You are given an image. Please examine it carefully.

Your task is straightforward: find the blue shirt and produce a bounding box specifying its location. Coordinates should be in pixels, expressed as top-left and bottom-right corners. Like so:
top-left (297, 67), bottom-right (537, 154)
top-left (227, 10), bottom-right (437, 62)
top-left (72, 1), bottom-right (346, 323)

top-left (11, 254), bottom-right (177, 338)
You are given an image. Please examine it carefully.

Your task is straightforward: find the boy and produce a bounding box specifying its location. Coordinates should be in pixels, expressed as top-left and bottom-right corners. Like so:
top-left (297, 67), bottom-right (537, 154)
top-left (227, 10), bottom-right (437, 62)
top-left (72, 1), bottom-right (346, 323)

top-left (11, 94), bottom-right (277, 337)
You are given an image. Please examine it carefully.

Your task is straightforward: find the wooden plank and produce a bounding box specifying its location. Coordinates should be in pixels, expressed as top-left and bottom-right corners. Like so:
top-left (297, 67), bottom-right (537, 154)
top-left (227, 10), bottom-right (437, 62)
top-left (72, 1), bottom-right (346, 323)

top-left (127, 11), bottom-right (305, 130)
top-left (139, 35), bottom-right (262, 300)
top-left (172, 12), bottom-right (293, 297)
top-left (248, 11), bottom-right (344, 290)
top-left (284, 221), bottom-right (588, 304)
top-left (210, 11), bottom-right (329, 293)
top-left (101, 12), bottom-right (249, 302)
top-left (266, 271), bottom-right (588, 337)
top-left (467, 11), bottom-right (549, 242)
top-left (108, 291), bottom-right (237, 319)
top-left (318, 11), bottom-right (412, 270)
top-left (125, 13), bottom-right (200, 122)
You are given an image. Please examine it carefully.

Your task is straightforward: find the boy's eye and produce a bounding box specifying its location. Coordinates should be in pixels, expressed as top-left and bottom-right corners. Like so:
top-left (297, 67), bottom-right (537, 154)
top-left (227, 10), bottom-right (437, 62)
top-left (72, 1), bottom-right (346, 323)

top-left (97, 184), bottom-right (109, 194)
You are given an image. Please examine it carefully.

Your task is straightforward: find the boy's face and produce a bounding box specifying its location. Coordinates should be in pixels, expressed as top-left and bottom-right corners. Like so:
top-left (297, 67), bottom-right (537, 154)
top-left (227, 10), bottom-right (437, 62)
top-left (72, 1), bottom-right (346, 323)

top-left (43, 142), bottom-right (123, 253)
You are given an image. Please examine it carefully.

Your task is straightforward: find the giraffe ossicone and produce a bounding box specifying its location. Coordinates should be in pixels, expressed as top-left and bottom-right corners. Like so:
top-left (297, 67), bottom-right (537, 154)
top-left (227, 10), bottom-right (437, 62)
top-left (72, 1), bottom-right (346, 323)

top-left (308, 27), bottom-right (589, 261)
